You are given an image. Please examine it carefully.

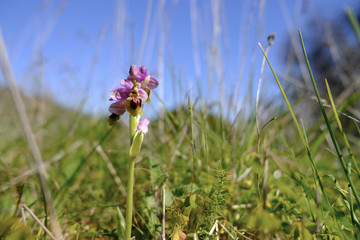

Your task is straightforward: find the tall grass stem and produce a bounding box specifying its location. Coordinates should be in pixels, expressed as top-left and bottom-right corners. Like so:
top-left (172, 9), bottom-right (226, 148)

top-left (0, 29), bottom-right (63, 239)
top-left (298, 29), bottom-right (360, 207)
top-left (325, 79), bottom-right (360, 175)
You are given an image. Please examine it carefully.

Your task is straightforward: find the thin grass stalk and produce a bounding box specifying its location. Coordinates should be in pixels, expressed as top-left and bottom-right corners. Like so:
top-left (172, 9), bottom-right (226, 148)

top-left (0, 29), bottom-right (63, 239)
top-left (162, 186), bottom-right (166, 240)
top-left (137, 0), bottom-right (153, 64)
top-left (258, 43), bottom-right (305, 146)
top-left (59, 126), bottom-right (115, 198)
top-left (258, 44), bottom-right (324, 190)
top-left (300, 120), bottom-right (323, 238)
top-left (188, 96), bottom-right (196, 191)
top-left (348, 162), bottom-right (360, 229)
top-left (36, 219), bottom-right (45, 240)
top-left (22, 204), bottom-right (56, 240)
top-left (96, 145), bottom-right (127, 196)
top-left (298, 30), bottom-right (360, 207)
top-left (355, 120), bottom-right (360, 135)
top-left (21, 206), bottom-right (26, 226)
top-left (325, 79), bottom-right (360, 230)
top-left (259, 42), bottom-right (346, 235)
top-left (262, 155), bottom-right (269, 209)
top-left (325, 79), bottom-right (360, 175)
top-left (256, 39), bottom-right (271, 153)
top-left (346, 7), bottom-right (360, 44)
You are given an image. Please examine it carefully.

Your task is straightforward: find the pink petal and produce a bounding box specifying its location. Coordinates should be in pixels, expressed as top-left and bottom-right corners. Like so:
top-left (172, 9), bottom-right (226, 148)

top-left (120, 79), bottom-right (133, 89)
top-left (137, 119), bottom-right (150, 134)
top-left (129, 65), bottom-right (138, 79)
top-left (109, 87), bottom-right (122, 101)
top-left (139, 66), bottom-right (148, 75)
top-left (180, 230), bottom-right (186, 240)
top-left (147, 76), bottom-right (159, 89)
top-left (109, 101), bottom-right (126, 115)
top-left (138, 88), bottom-right (148, 102)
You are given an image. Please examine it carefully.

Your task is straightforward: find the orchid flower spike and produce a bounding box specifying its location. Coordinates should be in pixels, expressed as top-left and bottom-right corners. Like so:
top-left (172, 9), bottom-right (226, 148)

top-left (108, 65), bottom-right (159, 123)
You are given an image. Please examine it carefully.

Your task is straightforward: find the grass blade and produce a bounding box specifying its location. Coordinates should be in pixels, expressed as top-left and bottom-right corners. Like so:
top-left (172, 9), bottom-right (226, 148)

top-left (298, 29), bottom-right (360, 207)
top-left (116, 207), bottom-right (125, 239)
top-left (188, 96), bottom-right (196, 190)
top-left (325, 79), bottom-right (360, 175)
top-left (259, 40), bottom-right (346, 235)
top-left (258, 43), bottom-right (306, 147)
top-left (346, 7), bottom-right (360, 44)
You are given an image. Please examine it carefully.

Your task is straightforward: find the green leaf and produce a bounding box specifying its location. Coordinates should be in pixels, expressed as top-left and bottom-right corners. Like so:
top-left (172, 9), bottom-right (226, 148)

top-left (116, 207), bottom-right (125, 239)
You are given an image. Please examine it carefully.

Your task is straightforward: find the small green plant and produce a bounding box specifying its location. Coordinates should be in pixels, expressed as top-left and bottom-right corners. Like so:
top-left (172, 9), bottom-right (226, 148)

top-left (203, 168), bottom-right (229, 229)
top-left (166, 168), bottom-right (229, 239)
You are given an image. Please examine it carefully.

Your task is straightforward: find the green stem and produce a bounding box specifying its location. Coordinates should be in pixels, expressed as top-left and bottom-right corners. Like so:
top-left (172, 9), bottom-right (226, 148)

top-left (129, 115), bottom-right (138, 142)
top-left (125, 115), bottom-right (138, 240)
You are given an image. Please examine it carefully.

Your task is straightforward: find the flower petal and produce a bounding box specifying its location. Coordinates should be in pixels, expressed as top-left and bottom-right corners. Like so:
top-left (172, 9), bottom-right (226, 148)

top-left (120, 79), bottom-right (133, 89)
top-left (139, 66), bottom-right (148, 75)
top-left (135, 66), bottom-right (149, 83)
top-left (179, 230), bottom-right (186, 240)
top-left (147, 76), bottom-right (159, 89)
top-left (109, 101), bottom-right (126, 115)
top-left (138, 88), bottom-right (148, 102)
top-left (128, 65), bottom-right (138, 79)
top-left (109, 87), bottom-right (122, 101)
top-left (136, 119), bottom-right (150, 134)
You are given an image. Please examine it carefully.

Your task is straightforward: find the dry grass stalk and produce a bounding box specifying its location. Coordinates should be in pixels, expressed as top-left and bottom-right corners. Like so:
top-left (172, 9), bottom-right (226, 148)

top-left (0, 30), bottom-right (63, 239)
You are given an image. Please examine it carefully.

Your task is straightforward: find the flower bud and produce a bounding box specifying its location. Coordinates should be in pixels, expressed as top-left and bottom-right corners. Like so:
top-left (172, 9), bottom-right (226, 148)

top-left (129, 65), bottom-right (138, 79)
top-left (139, 66), bottom-right (148, 75)
top-left (108, 113), bottom-right (120, 126)
top-left (129, 130), bottom-right (144, 158)
top-left (137, 119), bottom-right (150, 134)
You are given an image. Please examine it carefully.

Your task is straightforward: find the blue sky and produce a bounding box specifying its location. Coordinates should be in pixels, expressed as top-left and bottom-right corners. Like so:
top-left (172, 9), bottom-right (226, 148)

top-left (0, 0), bottom-right (359, 119)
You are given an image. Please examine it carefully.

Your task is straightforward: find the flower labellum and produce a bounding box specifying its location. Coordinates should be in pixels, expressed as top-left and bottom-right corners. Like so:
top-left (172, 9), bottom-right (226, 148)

top-left (109, 101), bottom-right (126, 116)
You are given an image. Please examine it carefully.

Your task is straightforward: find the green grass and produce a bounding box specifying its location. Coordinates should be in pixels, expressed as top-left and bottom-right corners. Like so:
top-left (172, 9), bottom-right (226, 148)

top-left (1, 33), bottom-right (360, 240)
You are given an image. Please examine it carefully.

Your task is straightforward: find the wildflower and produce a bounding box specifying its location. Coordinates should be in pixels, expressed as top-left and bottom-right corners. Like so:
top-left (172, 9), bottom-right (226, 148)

top-left (109, 79), bottom-right (148, 117)
top-left (179, 230), bottom-right (187, 240)
top-left (171, 229), bottom-right (187, 240)
top-left (110, 65), bottom-right (158, 240)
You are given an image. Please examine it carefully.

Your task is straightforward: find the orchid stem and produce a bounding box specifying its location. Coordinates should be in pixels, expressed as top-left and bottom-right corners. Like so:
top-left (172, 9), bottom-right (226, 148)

top-left (129, 114), bottom-right (138, 141)
top-left (125, 114), bottom-right (138, 240)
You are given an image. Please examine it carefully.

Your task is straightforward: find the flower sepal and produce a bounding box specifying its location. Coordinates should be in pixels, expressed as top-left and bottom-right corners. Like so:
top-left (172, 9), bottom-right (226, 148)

top-left (129, 130), bottom-right (144, 158)
top-left (129, 119), bottom-right (150, 157)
